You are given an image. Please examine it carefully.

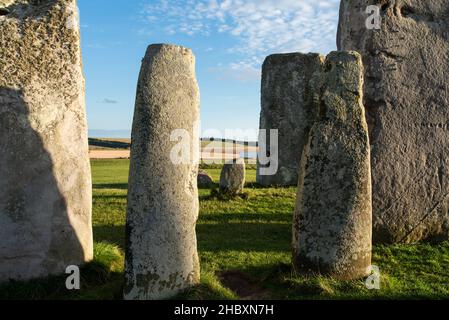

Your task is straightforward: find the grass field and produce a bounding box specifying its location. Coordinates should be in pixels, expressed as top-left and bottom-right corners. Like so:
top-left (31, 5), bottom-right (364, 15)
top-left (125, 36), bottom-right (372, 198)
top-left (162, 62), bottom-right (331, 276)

top-left (1, 159), bottom-right (448, 300)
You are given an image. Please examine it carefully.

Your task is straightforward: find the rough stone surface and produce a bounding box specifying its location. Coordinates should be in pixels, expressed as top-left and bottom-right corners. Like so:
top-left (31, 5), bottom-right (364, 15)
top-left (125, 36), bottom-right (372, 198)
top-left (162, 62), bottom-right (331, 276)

top-left (220, 159), bottom-right (246, 195)
top-left (0, 0), bottom-right (93, 282)
top-left (125, 44), bottom-right (200, 300)
top-left (338, 1), bottom-right (449, 243)
top-left (293, 51), bottom-right (372, 280)
top-left (257, 53), bottom-right (323, 186)
top-left (198, 170), bottom-right (213, 188)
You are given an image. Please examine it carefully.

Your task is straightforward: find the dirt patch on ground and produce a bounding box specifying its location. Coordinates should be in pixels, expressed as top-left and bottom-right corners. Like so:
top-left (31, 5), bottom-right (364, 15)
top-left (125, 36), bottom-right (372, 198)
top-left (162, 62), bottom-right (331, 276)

top-left (218, 271), bottom-right (270, 300)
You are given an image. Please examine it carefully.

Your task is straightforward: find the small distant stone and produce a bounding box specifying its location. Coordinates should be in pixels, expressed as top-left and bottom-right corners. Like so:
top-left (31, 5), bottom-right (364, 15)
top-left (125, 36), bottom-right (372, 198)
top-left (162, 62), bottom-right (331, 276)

top-left (198, 170), bottom-right (213, 188)
top-left (219, 159), bottom-right (246, 195)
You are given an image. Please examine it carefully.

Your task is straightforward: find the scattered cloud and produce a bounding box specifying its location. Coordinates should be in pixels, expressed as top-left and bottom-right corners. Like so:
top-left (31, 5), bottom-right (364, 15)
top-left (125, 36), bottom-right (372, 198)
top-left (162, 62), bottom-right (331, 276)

top-left (141, 0), bottom-right (340, 81)
top-left (100, 98), bottom-right (118, 104)
top-left (209, 62), bottom-right (260, 82)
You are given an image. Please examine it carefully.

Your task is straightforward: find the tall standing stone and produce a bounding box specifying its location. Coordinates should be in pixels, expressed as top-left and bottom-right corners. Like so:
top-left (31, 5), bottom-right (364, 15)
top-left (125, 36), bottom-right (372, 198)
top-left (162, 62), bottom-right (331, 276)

top-left (293, 52), bottom-right (372, 280)
top-left (338, 1), bottom-right (449, 243)
top-left (125, 44), bottom-right (200, 300)
top-left (0, 0), bottom-right (93, 282)
top-left (257, 53), bottom-right (323, 186)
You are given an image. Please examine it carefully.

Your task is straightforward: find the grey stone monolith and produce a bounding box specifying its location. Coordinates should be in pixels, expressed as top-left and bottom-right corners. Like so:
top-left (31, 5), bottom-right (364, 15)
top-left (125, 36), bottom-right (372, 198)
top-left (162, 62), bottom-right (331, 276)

top-left (220, 159), bottom-right (246, 195)
top-left (293, 51), bottom-right (372, 280)
top-left (338, 1), bottom-right (449, 243)
top-left (257, 53), bottom-right (323, 186)
top-left (0, 0), bottom-right (93, 282)
top-left (124, 44), bottom-right (200, 300)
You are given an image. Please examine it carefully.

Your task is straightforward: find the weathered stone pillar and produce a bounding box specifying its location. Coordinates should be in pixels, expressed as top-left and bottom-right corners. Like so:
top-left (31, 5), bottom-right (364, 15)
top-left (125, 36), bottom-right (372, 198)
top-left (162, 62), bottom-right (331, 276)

top-left (338, 1), bottom-right (449, 243)
top-left (0, 0), bottom-right (93, 282)
top-left (125, 44), bottom-right (200, 300)
top-left (293, 51), bottom-right (372, 280)
top-left (257, 53), bottom-right (323, 186)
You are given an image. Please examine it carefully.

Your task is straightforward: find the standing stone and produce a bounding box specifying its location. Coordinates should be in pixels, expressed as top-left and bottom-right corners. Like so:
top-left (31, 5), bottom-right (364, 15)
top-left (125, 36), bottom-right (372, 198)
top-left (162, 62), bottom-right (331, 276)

top-left (0, 0), bottom-right (93, 282)
top-left (257, 53), bottom-right (323, 186)
top-left (338, 1), bottom-right (449, 243)
top-left (198, 170), bottom-right (213, 188)
top-left (125, 44), bottom-right (200, 300)
top-left (293, 52), bottom-right (372, 280)
top-left (220, 159), bottom-right (246, 195)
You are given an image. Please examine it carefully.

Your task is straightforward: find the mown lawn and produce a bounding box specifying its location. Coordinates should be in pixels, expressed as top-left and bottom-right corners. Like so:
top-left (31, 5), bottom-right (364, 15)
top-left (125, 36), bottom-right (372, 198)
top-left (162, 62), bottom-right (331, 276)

top-left (1, 159), bottom-right (448, 300)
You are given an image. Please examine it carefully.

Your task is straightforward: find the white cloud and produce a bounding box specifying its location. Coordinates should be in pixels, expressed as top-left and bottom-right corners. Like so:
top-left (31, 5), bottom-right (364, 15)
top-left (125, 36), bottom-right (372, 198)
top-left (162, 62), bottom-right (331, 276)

top-left (209, 62), bottom-right (260, 82)
top-left (141, 0), bottom-right (340, 80)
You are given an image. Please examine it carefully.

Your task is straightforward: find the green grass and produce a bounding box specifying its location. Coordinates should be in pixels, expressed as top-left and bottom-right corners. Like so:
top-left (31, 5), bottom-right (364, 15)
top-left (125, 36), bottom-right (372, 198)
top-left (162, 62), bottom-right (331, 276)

top-left (0, 242), bottom-right (124, 300)
top-left (1, 159), bottom-right (448, 300)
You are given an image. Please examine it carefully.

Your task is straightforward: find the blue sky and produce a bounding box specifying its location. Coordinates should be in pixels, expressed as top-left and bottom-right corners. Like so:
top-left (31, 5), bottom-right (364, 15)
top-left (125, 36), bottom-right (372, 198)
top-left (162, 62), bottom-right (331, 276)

top-left (79, 0), bottom-right (340, 140)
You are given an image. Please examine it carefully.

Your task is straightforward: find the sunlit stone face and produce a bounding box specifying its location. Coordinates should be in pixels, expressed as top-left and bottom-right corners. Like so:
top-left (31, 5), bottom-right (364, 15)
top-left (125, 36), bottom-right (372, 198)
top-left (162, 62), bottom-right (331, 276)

top-left (0, 0), bottom-right (93, 282)
top-left (338, 0), bottom-right (449, 244)
top-left (0, 0), bottom-right (16, 7)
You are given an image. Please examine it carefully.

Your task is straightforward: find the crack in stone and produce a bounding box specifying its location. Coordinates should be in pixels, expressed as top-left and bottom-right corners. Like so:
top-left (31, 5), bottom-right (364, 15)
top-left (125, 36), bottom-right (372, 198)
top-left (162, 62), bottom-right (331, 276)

top-left (399, 193), bottom-right (449, 243)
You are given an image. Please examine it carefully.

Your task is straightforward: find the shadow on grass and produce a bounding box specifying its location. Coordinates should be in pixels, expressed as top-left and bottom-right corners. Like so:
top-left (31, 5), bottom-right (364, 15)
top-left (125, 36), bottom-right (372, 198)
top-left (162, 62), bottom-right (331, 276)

top-left (198, 182), bottom-right (219, 190)
top-left (93, 221), bottom-right (290, 254)
top-left (93, 183), bottom-right (128, 190)
top-left (94, 226), bottom-right (126, 250)
top-left (92, 182), bottom-right (288, 192)
top-left (213, 262), bottom-right (336, 300)
top-left (92, 183), bottom-right (267, 191)
top-left (0, 242), bottom-right (124, 300)
top-left (200, 213), bottom-right (291, 224)
top-left (93, 194), bottom-right (128, 201)
top-left (174, 270), bottom-right (238, 300)
top-left (197, 222), bottom-right (291, 253)
top-left (198, 183), bottom-right (293, 192)
top-left (245, 182), bottom-right (280, 189)
top-left (209, 262), bottom-right (371, 300)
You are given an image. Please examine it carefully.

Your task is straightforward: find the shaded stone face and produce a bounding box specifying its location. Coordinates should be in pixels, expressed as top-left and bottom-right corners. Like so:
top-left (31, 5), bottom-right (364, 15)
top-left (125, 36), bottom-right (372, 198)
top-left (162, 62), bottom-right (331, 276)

top-left (125, 44), bottom-right (200, 300)
top-left (293, 51), bottom-right (372, 280)
top-left (219, 159), bottom-right (246, 195)
top-left (257, 53), bottom-right (324, 187)
top-left (0, 0), bottom-right (93, 282)
top-left (338, 0), bottom-right (449, 243)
